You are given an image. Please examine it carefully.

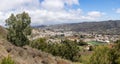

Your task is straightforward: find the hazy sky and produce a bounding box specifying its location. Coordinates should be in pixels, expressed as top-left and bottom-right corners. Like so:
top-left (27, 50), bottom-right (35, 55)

top-left (0, 0), bottom-right (120, 26)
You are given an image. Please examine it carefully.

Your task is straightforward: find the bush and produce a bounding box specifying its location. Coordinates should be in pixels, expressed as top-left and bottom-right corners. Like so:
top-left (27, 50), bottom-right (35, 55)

top-left (77, 40), bottom-right (87, 46)
top-left (30, 39), bottom-right (80, 62)
top-left (89, 46), bottom-right (111, 64)
top-left (1, 56), bottom-right (15, 64)
top-left (30, 38), bottom-right (48, 51)
top-left (60, 40), bottom-right (80, 61)
top-left (88, 42), bottom-right (120, 64)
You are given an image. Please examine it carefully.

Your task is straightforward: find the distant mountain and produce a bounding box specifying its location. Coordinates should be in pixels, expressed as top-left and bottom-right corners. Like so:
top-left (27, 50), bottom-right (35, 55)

top-left (47, 20), bottom-right (120, 34)
top-left (32, 25), bottom-right (47, 28)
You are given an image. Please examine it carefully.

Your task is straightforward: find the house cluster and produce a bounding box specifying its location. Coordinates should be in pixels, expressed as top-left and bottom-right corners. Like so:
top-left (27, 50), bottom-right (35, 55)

top-left (83, 34), bottom-right (119, 43)
top-left (30, 29), bottom-right (119, 44)
top-left (30, 29), bottom-right (74, 40)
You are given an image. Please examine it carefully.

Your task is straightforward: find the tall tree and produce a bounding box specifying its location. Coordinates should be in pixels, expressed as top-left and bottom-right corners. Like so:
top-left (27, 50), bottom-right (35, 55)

top-left (5, 12), bottom-right (31, 46)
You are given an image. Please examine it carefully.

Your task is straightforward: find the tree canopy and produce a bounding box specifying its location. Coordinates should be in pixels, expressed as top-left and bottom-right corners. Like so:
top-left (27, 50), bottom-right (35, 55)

top-left (5, 12), bottom-right (31, 46)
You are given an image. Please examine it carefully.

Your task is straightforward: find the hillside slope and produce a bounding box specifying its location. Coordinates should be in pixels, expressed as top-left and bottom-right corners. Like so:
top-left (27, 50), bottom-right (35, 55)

top-left (0, 26), bottom-right (72, 64)
top-left (0, 26), bottom-right (7, 38)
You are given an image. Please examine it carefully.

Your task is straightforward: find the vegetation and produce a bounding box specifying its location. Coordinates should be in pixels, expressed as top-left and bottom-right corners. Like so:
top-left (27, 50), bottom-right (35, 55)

top-left (110, 40), bottom-right (120, 64)
top-left (30, 38), bottom-right (80, 62)
top-left (30, 38), bottom-right (48, 51)
top-left (77, 40), bottom-right (87, 46)
top-left (88, 40), bottom-right (120, 64)
top-left (3, 11), bottom-right (120, 64)
top-left (5, 12), bottom-right (31, 46)
top-left (89, 46), bottom-right (111, 64)
top-left (1, 56), bottom-right (15, 64)
top-left (80, 55), bottom-right (91, 64)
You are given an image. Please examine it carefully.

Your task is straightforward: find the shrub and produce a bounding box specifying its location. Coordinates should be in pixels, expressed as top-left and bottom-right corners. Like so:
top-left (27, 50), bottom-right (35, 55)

top-left (77, 40), bottom-right (88, 46)
top-left (88, 46), bottom-right (111, 64)
top-left (1, 56), bottom-right (15, 64)
top-left (89, 43), bottom-right (120, 64)
top-left (30, 38), bottom-right (48, 51)
top-left (30, 39), bottom-right (80, 62)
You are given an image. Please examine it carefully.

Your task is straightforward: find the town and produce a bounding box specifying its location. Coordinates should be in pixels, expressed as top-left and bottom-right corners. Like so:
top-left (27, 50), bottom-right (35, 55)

top-left (30, 28), bottom-right (119, 45)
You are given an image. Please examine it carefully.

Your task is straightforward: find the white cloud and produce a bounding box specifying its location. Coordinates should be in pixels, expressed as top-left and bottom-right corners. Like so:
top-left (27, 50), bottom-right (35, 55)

top-left (116, 8), bottom-right (120, 13)
top-left (87, 11), bottom-right (104, 17)
top-left (0, 0), bottom-right (104, 26)
top-left (0, 0), bottom-right (40, 11)
top-left (25, 9), bottom-right (103, 25)
top-left (41, 0), bottom-right (79, 11)
top-left (41, 0), bottom-right (64, 11)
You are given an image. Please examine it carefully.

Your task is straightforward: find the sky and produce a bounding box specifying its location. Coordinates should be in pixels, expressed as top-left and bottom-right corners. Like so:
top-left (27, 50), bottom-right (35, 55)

top-left (0, 0), bottom-right (120, 26)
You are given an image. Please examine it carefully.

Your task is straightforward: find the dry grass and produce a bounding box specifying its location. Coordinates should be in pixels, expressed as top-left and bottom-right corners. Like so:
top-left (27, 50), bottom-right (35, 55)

top-left (0, 26), bottom-right (7, 39)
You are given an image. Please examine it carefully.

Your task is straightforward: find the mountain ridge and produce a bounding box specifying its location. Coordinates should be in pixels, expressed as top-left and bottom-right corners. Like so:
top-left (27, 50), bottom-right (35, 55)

top-left (45, 20), bottom-right (120, 34)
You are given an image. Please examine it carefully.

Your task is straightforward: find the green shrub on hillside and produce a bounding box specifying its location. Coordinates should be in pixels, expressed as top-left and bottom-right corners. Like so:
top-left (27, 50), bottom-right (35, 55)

top-left (30, 39), bottom-right (80, 62)
top-left (30, 38), bottom-right (48, 51)
top-left (1, 56), bottom-right (15, 64)
top-left (77, 40), bottom-right (88, 46)
top-left (60, 40), bottom-right (80, 61)
top-left (89, 46), bottom-right (111, 64)
top-left (88, 40), bottom-right (120, 64)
